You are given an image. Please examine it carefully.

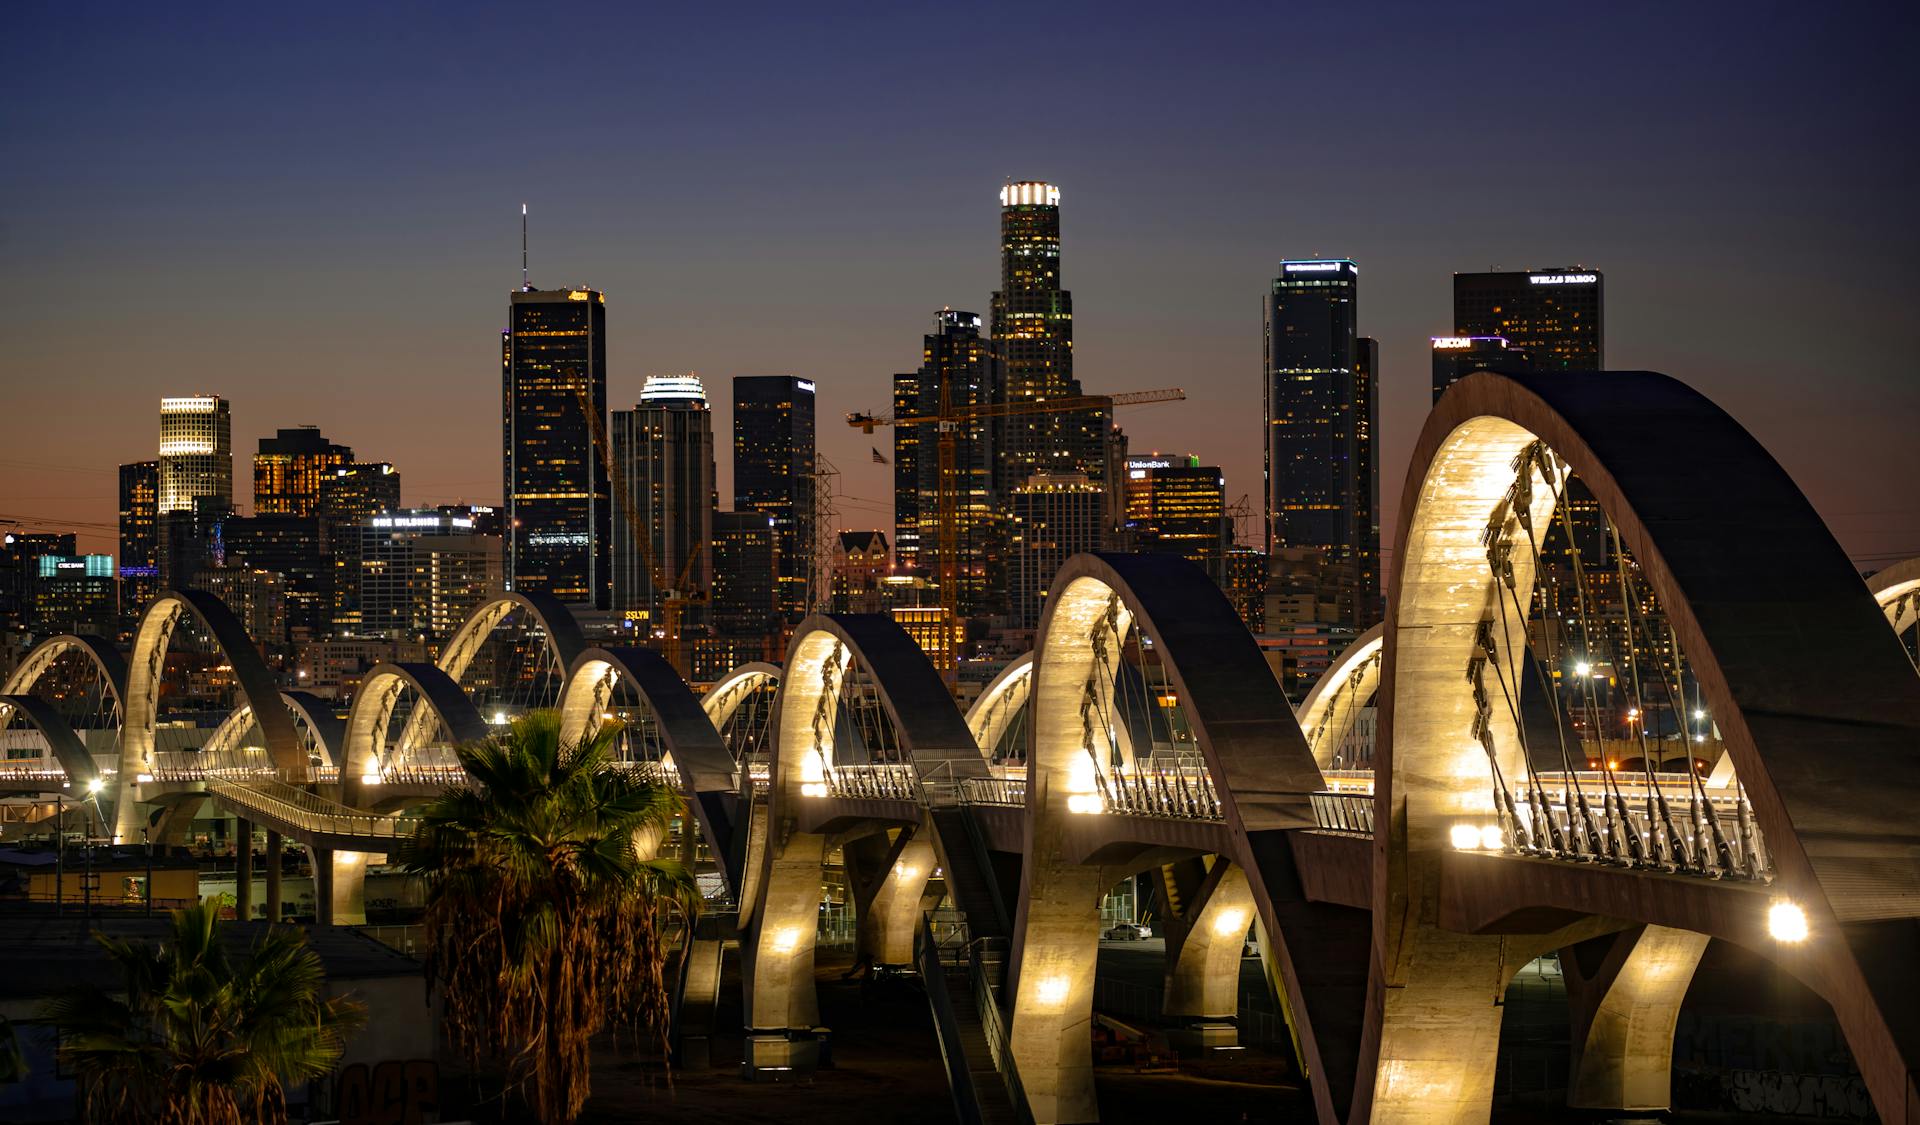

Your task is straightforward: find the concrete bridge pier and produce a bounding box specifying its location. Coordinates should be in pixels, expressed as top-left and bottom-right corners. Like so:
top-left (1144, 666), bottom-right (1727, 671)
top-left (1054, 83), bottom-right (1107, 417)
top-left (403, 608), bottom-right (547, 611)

top-left (850, 825), bottom-right (938, 968)
top-left (308, 847), bottom-right (371, 926)
top-left (1161, 859), bottom-right (1255, 1052)
top-left (1563, 925), bottom-right (1709, 1113)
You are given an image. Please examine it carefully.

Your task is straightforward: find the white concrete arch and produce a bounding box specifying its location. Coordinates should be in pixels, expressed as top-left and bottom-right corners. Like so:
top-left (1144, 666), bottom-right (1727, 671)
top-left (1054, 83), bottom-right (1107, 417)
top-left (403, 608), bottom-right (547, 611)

top-left (966, 651), bottom-right (1033, 757)
top-left (744, 614), bottom-right (981, 1050)
top-left (1010, 552), bottom-right (1346, 1123)
top-left (433, 589), bottom-right (588, 687)
top-left (1295, 623), bottom-right (1383, 771)
top-left (1363, 370), bottom-right (1920, 1125)
top-left (0, 694), bottom-right (98, 788)
top-left (340, 662), bottom-right (489, 808)
top-left (1, 633), bottom-right (128, 713)
top-left (702, 661), bottom-right (781, 731)
top-left (118, 590), bottom-right (302, 841)
top-left (1869, 555), bottom-right (1920, 640)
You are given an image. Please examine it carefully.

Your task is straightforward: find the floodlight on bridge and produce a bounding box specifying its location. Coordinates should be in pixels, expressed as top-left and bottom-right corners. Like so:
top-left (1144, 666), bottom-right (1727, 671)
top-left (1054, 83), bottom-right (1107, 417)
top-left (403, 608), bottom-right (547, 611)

top-left (1768, 899), bottom-right (1810, 943)
top-left (1212, 906), bottom-right (1251, 938)
top-left (85, 777), bottom-right (104, 795)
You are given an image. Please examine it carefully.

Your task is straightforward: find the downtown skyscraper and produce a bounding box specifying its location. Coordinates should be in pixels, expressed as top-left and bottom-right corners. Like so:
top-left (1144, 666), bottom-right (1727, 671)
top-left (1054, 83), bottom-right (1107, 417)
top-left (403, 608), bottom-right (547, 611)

top-left (1452, 268), bottom-right (1604, 371)
top-left (732, 375), bottom-right (815, 617)
top-left (990, 181), bottom-right (1109, 501)
top-left (503, 286), bottom-right (612, 610)
top-left (613, 375), bottom-right (716, 622)
top-left (1263, 260), bottom-right (1380, 634)
top-left (895, 310), bottom-right (1003, 618)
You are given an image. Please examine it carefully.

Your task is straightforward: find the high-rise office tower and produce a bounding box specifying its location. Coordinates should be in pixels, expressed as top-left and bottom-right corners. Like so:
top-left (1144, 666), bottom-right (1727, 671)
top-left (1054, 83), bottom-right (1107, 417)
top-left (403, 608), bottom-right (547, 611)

top-left (217, 514), bottom-right (330, 641)
top-left (732, 375), bottom-right (815, 617)
top-left (503, 286), bottom-right (611, 610)
top-left (1263, 260), bottom-right (1379, 632)
top-left (1431, 335), bottom-right (1531, 403)
top-left (890, 369), bottom-right (922, 573)
top-left (358, 508), bottom-right (502, 642)
top-left (320, 461), bottom-right (401, 631)
top-left (1010, 471), bottom-right (1104, 629)
top-left (991, 182), bottom-right (1108, 499)
top-left (29, 555), bottom-right (119, 637)
top-left (118, 460), bottom-right (159, 622)
top-left (898, 310), bottom-right (1003, 618)
top-left (0, 532), bottom-right (77, 634)
top-left (254, 427), bottom-right (351, 515)
top-left (1123, 455), bottom-right (1229, 581)
top-left (614, 376), bottom-right (716, 622)
top-left (157, 396), bottom-right (232, 514)
top-left (710, 511), bottom-right (779, 640)
top-left (1452, 268), bottom-right (1603, 370)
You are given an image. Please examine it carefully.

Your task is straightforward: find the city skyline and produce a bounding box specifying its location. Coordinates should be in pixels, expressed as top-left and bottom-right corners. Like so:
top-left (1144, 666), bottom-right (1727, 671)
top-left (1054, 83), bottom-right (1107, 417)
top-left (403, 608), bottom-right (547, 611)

top-left (4, 4), bottom-right (1915, 572)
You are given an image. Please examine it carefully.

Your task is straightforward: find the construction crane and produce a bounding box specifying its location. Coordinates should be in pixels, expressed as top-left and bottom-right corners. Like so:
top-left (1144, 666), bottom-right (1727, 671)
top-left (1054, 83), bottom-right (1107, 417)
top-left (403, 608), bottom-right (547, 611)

top-left (575, 386), bottom-right (706, 676)
top-left (849, 386), bottom-right (1186, 684)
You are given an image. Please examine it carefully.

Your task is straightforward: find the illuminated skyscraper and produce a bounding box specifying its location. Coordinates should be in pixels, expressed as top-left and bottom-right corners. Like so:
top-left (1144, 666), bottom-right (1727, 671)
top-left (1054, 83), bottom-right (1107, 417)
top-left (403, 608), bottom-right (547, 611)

top-left (1263, 260), bottom-right (1379, 631)
top-left (1431, 335), bottom-right (1531, 403)
top-left (1123, 455), bottom-right (1228, 581)
top-left (614, 376), bottom-right (716, 622)
top-left (254, 426), bottom-right (351, 515)
top-left (118, 460), bottom-right (159, 623)
top-left (1452, 268), bottom-right (1603, 371)
top-left (1010, 471), bottom-right (1104, 629)
top-left (898, 310), bottom-right (1003, 617)
top-left (320, 462), bottom-right (401, 631)
top-left (991, 181), bottom-right (1108, 499)
top-left (157, 396), bottom-right (231, 514)
top-left (732, 376), bottom-right (815, 617)
top-left (503, 286), bottom-right (611, 610)
top-left (890, 368), bottom-right (922, 572)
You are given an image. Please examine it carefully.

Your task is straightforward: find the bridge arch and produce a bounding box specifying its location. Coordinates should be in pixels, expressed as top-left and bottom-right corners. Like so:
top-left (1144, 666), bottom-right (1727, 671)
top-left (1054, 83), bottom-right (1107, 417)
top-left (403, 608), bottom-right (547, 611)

top-left (1364, 370), bottom-right (1920, 1124)
top-left (340, 662), bottom-right (489, 807)
top-left (966, 650), bottom-right (1033, 759)
top-left (1011, 552), bottom-right (1346, 1123)
top-left (2, 634), bottom-right (128, 712)
top-left (0, 695), bottom-right (97, 788)
top-left (117, 590), bottom-right (300, 841)
top-left (744, 614), bottom-right (981, 1053)
top-left (1295, 623), bottom-right (1382, 771)
top-left (1870, 555), bottom-right (1920, 643)
top-left (703, 661), bottom-right (782, 729)
top-left (434, 589), bottom-right (587, 688)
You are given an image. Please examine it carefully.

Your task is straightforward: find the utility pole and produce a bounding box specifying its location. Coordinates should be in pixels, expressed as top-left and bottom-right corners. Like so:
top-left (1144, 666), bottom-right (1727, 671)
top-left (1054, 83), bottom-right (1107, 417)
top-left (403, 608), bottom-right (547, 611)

top-left (807, 457), bottom-right (842, 613)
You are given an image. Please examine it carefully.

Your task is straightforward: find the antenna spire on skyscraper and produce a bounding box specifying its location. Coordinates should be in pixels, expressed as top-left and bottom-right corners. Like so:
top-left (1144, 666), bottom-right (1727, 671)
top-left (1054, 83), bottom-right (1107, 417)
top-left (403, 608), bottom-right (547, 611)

top-left (521, 203), bottom-right (529, 290)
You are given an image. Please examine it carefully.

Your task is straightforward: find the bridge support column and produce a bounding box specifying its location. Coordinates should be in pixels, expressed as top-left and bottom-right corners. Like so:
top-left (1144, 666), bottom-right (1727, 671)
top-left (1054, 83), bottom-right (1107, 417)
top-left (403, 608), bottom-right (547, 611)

top-left (312, 848), bottom-right (333, 926)
top-left (742, 832), bottom-right (829, 1074)
top-left (856, 829), bottom-right (938, 968)
top-left (234, 818), bottom-right (254, 922)
top-left (1565, 925), bottom-right (1709, 1112)
top-left (264, 829), bottom-right (283, 924)
top-left (1163, 861), bottom-right (1253, 1052)
top-left (1009, 855), bottom-right (1107, 1124)
top-left (318, 850), bottom-right (370, 926)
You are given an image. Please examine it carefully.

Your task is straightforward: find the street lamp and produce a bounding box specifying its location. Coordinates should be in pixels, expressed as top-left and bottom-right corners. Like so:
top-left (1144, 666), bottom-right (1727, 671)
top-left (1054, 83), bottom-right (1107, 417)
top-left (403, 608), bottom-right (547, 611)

top-left (83, 777), bottom-right (104, 925)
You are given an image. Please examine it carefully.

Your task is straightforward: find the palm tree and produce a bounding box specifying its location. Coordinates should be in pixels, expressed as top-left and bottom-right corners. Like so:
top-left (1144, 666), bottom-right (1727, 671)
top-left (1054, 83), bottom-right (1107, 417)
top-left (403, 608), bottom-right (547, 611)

top-left (400, 710), bottom-right (696, 1125)
top-left (39, 899), bottom-right (365, 1125)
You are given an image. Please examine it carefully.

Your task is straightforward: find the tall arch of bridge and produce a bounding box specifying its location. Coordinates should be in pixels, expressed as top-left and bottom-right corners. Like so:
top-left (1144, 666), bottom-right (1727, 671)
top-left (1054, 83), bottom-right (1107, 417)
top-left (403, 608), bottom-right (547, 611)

top-left (1009, 552), bottom-right (1360, 1124)
top-left (1359, 370), bottom-right (1920, 1124)
top-left (1296, 623), bottom-right (1383, 771)
top-left (118, 590), bottom-right (300, 842)
top-left (2, 633), bottom-right (128, 711)
top-left (395, 590), bottom-right (588, 756)
top-left (559, 646), bottom-right (744, 889)
top-left (743, 614), bottom-right (983, 1062)
top-left (1870, 555), bottom-right (1920, 644)
top-left (967, 651), bottom-right (1033, 757)
top-left (340, 662), bottom-right (490, 808)
top-left (701, 661), bottom-right (781, 922)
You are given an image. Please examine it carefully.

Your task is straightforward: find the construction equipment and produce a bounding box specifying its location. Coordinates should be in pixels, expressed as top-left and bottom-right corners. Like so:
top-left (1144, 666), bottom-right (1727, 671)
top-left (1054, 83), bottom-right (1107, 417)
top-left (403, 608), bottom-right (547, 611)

top-left (576, 386), bottom-right (706, 676)
top-left (849, 386), bottom-right (1185, 685)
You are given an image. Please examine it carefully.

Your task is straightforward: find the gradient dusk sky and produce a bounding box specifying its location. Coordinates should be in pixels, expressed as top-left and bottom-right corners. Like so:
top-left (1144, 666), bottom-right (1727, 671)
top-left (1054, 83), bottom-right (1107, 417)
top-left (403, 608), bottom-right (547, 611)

top-left (4, 2), bottom-right (1916, 569)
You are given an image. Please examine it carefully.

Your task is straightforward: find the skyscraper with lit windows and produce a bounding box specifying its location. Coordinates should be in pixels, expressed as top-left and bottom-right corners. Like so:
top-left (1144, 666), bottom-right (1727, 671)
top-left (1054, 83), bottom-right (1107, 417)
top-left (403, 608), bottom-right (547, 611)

top-left (503, 286), bottom-right (611, 610)
top-left (157, 396), bottom-right (231, 514)
top-left (614, 375), bottom-right (716, 621)
top-left (732, 375), bottom-right (815, 617)
top-left (991, 182), bottom-right (1108, 500)
top-left (254, 426), bottom-right (351, 515)
top-left (1452, 268), bottom-right (1603, 371)
top-left (1263, 260), bottom-right (1379, 632)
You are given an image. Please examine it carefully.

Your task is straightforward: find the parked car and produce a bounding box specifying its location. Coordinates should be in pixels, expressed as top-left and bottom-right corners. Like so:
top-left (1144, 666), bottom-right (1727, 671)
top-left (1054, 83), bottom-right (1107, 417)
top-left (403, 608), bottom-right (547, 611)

top-left (1104, 922), bottom-right (1152, 941)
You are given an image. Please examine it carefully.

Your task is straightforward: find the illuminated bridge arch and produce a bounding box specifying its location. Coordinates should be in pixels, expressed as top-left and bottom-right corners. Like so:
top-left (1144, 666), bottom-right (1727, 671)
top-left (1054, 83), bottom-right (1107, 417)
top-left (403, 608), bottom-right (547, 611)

top-left (2, 633), bottom-right (129, 712)
top-left (118, 590), bottom-right (300, 841)
top-left (966, 650), bottom-right (1033, 759)
top-left (1870, 555), bottom-right (1920, 649)
top-left (0, 695), bottom-right (97, 788)
top-left (703, 661), bottom-right (782, 729)
top-left (1365, 370), bottom-right (1920, 1124)
top-left (1295, 623), bottom-right (1382, 772)
top-left (1009, 552), bottom-right (1348, 1123)
top-left (340, 662), bottom-right (489, 807)
top-left (434, 589), bottom-right (587, 691)
top-left (191, 690), bottom-right (348, 774)
top-left (745, 614), bottom-right (983, 1045)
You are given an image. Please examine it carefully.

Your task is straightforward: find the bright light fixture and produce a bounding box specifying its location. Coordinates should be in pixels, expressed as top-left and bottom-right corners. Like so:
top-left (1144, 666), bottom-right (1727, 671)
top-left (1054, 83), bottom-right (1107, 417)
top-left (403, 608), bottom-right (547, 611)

top-left (491, 710), bottom-right (508, 725)
top-left (1574, 661), bottom-right (1591, 676)
top-left (135, 773), bottom-right (154, 784)
top-left (800, 781), bottom-right (828, 798)
top-left (1767, 899), bottom-right (1809, 943)
top-left (769, 926), bottom-right (803, 955)
top-left (361, 772), bottom-right (382, 786)
top-left (1693, 708), bottom-right (1706, 721)
top-left (1450, 823), bottom-right (1483, 851)
top-left (1479, 825), bottom-right (1504, 851)
top-left (1033, 976), bottom-right (1071, 1007)
top-left (1211, 907), bottom-right (1250, 938)
top-left (1066, 793), bottom-right (1105, 815)
top-left (86, 777), bottom-right (105, 794)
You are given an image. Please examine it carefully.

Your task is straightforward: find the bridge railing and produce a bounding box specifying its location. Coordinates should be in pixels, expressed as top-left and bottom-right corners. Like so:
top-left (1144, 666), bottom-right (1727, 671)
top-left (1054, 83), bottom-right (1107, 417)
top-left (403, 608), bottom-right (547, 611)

top-left (1310, 790), bottom-right (1376, 834)
top-left (1100, 753), bottom-right (1222, 820)
top-left (823, 761), bottom-right (920, 802)
top-left (206, 777), bottom-right (422, 841)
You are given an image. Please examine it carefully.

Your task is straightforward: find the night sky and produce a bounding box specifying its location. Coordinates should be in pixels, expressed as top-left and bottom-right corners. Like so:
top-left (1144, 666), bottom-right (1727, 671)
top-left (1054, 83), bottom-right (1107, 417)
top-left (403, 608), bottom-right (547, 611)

top-left (5, 2), bottom-right (1916, 570)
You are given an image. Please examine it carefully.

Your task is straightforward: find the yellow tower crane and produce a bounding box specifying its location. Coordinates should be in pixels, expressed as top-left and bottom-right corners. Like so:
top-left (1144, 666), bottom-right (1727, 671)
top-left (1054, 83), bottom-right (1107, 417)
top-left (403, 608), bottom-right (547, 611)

top-left (849, 386), bottom-right (1186, 684)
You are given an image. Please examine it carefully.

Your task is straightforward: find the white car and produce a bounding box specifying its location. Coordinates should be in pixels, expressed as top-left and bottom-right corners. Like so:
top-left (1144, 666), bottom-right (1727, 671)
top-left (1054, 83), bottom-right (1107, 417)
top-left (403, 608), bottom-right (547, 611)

top-left (1104, 922), bottom-right (1152, 941)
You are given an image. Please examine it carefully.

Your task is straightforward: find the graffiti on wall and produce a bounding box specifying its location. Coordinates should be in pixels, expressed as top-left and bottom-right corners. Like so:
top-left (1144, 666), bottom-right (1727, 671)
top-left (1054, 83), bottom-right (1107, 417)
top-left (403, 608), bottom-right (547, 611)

top-left (1674, 1014), bottom-right (1874, 1123)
